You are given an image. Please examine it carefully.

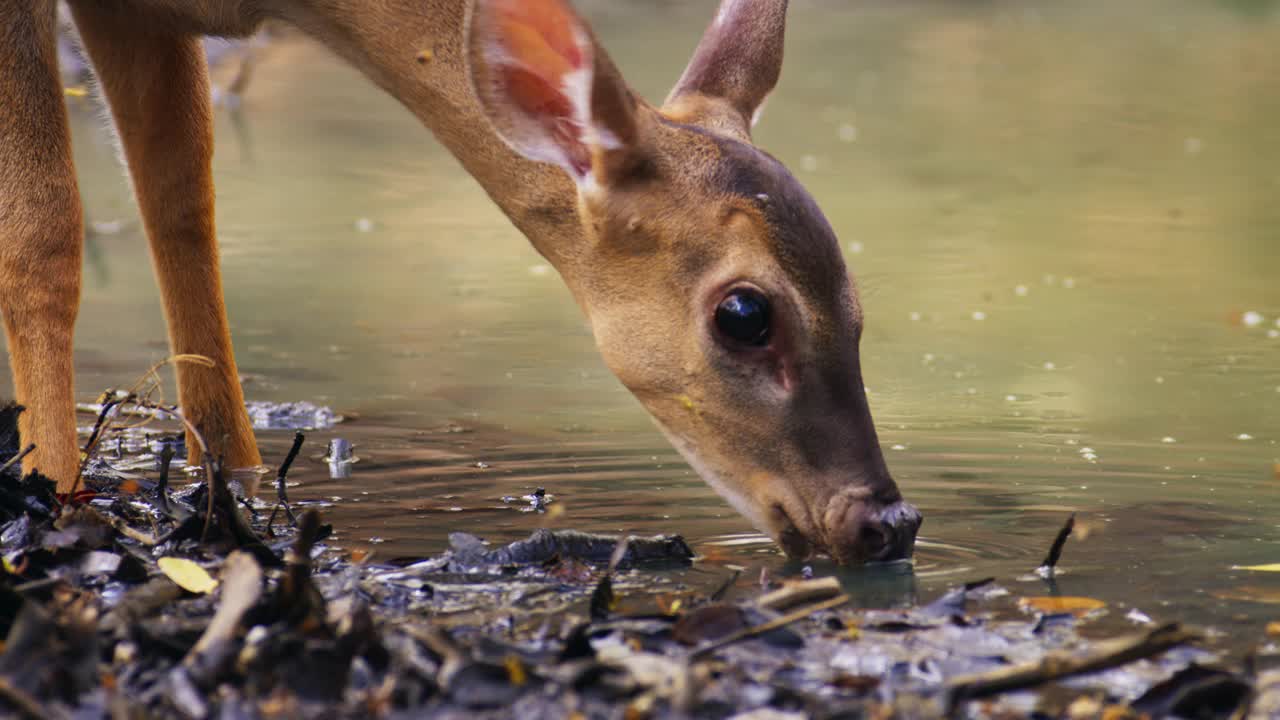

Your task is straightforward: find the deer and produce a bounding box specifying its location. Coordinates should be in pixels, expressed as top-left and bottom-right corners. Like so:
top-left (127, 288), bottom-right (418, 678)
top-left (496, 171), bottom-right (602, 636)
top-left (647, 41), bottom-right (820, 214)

top-left (0, 0), bottom-right (921, 564)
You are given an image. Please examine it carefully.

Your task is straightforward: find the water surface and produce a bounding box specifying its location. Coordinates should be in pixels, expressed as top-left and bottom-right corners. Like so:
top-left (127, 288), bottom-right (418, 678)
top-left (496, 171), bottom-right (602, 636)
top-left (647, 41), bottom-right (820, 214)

top-left (10, 0), bottom-right (1280, 650)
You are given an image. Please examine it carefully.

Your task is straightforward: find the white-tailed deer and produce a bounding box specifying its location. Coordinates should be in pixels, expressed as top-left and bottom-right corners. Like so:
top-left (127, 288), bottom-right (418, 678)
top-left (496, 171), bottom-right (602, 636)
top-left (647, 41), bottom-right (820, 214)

top-left (0, 0), bottom-right (920, 563)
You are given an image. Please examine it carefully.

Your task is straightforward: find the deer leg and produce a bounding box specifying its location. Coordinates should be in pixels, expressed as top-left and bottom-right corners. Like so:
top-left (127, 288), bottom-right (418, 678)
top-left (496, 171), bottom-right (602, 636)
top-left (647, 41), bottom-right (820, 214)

top-left (0, 0), bottom-right (85, 492)
top-left (70, 5), bottom-right (262, 473)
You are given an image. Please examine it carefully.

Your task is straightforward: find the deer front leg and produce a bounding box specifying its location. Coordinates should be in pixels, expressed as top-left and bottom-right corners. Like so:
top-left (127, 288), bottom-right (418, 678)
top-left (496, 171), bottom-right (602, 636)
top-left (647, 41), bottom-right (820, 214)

top-left (0, 0), bottom-right (85, 492)
top-left (70, 4), bottom-right (262, 473)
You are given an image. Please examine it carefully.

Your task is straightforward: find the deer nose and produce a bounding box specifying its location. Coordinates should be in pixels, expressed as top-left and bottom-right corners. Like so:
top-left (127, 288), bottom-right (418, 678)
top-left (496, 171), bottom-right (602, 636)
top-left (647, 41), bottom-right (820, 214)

top-left (824, 492), bottom-right (922, 564)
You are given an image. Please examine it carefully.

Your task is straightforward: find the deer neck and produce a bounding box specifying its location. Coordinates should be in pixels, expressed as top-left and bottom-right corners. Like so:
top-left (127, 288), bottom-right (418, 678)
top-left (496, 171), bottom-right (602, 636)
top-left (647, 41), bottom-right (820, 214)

top-left (275, 0), bottom-right (586, 269)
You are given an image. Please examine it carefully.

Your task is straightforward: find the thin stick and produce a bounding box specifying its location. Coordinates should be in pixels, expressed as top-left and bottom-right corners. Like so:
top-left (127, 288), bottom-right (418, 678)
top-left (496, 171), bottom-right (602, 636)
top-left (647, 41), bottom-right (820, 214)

top-left (154, 442), bottom-right (179, 519)
top-left (106, 514), bottom-right (159, 546)
top-left (72, 392), bottom-right (130, 496)
top-left (690, 594), bottom-right (849, 660)
top-left (0, 443), bottom-right (35, 476)
top-left (1039, 513), bottom-right (1076, 573)
top-left (757, 577), bottom-right (843, 612)
top-left (946, 623), bottom-right (1198, 715)
top-left (201, 454), bottom-right (219, 543)
top-left (274, 431), bottom-right (305, 527)
top-left (0, 673), bottom-right (56, 720)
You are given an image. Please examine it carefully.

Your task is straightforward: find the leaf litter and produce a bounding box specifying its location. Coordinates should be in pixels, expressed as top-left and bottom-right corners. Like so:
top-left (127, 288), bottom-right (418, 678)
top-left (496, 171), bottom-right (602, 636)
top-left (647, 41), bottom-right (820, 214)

top-left (0, 402), bottom-right (1274, 718)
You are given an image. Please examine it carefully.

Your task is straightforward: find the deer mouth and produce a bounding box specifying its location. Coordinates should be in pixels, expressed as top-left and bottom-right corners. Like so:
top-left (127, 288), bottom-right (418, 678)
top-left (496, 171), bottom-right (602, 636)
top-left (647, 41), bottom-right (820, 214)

top-left (772, 490), bottom-right (921, 565)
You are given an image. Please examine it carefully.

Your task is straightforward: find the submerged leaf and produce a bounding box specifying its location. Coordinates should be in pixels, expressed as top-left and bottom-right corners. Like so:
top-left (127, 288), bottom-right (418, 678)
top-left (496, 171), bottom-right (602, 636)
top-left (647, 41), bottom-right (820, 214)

top-left (1212, 586), bottom-right (1280, 604)
top-left (1019, 596), bottom-right (1106, 615)
top-left (158, 557), bottom-right (219, 594)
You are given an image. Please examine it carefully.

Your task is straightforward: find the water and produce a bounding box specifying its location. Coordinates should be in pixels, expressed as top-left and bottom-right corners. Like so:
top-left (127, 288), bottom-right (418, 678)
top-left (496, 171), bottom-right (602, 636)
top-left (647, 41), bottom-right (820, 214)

top-left (9, 0), bottom-right (1280, 649)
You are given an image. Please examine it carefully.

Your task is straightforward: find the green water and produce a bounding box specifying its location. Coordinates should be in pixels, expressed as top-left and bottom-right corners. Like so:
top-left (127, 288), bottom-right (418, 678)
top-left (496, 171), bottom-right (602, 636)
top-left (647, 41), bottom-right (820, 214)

top-left (8, 0), bottom-right (1280, 649)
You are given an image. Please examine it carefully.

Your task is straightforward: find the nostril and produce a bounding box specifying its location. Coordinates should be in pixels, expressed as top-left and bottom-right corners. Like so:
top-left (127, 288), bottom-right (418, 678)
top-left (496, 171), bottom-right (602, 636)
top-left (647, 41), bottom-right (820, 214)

top-left (859, 522), bottom-right (893, 560)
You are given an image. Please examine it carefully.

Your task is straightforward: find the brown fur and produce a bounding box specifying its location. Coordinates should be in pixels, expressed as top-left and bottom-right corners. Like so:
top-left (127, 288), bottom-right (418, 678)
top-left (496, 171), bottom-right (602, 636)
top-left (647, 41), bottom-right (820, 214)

top-left (0, 0), bottom-right (919, 563)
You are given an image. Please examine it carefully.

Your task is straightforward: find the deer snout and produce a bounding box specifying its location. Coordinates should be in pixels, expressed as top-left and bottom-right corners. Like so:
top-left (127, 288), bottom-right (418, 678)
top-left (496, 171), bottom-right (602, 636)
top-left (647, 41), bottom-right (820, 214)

top-left (821, 487), bottom-right (922, 564)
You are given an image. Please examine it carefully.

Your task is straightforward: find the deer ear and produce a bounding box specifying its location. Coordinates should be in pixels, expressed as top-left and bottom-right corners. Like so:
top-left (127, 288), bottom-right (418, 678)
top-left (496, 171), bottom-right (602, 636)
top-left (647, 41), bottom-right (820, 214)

top-left (467, 0), bottom-right (641, 186)
top-left (663, 0), bottom-right (788, 140)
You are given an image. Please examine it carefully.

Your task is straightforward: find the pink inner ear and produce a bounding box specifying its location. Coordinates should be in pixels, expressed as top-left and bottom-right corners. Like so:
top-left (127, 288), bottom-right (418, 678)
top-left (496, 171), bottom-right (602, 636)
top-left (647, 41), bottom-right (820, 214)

top-left (488, 0), bottom-right (594, 176)
top-left (498, 66), bottom-right (591, 176)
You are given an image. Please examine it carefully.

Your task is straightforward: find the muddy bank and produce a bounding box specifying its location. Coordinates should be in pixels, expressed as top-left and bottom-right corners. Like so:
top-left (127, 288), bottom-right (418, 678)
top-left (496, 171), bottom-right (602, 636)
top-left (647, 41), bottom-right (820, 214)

top-left (0, 403), bottom-right (1274, 719)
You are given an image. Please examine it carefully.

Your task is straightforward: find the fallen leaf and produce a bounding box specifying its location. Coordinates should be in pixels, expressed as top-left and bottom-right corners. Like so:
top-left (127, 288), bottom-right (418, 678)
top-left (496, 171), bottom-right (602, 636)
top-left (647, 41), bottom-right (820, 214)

top-left (503, 654), bottom-right (527, 686)
top-left (1231, 563), bottom-right (1280, 572)
top-left (673, 604), bottom-right (747, 645)
top-left (1213, 586), bottom-right (1280, 605)
top-left (1018, 596), bottom-right (1106, 615)
top-left (158, 557), bottom-right (219, 594)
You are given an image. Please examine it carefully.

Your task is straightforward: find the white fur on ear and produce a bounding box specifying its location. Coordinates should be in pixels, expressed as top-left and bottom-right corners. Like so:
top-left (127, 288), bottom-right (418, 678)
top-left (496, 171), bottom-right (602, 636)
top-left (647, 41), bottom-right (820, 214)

top-left (469, 2), bottom-right (611, 183)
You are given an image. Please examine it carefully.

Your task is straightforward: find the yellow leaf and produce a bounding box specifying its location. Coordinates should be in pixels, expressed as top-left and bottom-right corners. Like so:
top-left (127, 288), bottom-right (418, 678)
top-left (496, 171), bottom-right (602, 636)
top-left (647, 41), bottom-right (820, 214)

top-left (503, 655), bottom-right (527, 686)
top-left (1018, 596), bottom-right (1106, 615)
top-left (1232, 563), bottom-right (1280, 572)
top-left (1266, 621), bottom-right (1280, 637)
top-left (158, 557), bottom-right (219, 594)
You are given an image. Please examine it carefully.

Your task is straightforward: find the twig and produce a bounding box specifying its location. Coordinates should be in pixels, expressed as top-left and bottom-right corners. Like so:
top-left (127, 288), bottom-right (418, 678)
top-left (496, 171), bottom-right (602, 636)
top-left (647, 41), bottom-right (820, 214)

top-left (184, 551), bottom-right (262, 682)
top-left (946, 623), bottom-right (1199, 716)
top-left (201, 454), bottom-right (219, 544)
top-left (105, 513), bottom-right (160, 546)
top-left (274, 431), bottom-right (304, 527)
top-left (757, 577), bottom-right (842, 612)
top-left (1038, 513), bottom-right (1076, 574)
top-left (690, 594), bottom-right (849, 661)
top-left (709, 569), bottom-right (741, 602)
top-left (0, 673), bottom-right (57, 720)
top-left (72, 392), bottom-right (131, 496)
top-left (152, 441), bottom-right (188, 521)
top-left (0, 443), bottom-right (35, 476)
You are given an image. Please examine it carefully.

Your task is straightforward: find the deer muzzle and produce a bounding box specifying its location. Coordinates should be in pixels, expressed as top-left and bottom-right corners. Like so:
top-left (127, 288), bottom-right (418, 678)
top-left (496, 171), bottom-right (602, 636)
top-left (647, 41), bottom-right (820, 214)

top-left (823, 491), bottom-right (922, 564)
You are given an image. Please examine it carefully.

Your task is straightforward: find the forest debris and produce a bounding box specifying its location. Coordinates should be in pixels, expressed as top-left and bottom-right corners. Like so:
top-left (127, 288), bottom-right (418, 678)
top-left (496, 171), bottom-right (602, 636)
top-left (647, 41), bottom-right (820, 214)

top-left (184, 552), bottom-right (262, 681)
top-left (946, 623), bottom-right (1200, 713)
top-left (0, 675), bottom-right (58, 720)
top-left (1129, 663), bottom-right (1251, 718)
top-left (446, 528), bottom-right (694, 569)
top-left (0, 390), bottom-right (1261, 718)
top-left (275, 509), bottom-right (328, 629)
top-left (271, 431), bottom-right (305, 528)
top-left (689, 594), bottom-right (849, 660)
top-left (0, 444), bottom-right (34, 477)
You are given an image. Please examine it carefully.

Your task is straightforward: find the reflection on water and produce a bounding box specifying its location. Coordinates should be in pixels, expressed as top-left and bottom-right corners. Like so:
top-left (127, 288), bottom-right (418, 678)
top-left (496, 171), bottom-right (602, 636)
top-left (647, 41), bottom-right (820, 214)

top-left (7, 0), bottom-right (1280, 650)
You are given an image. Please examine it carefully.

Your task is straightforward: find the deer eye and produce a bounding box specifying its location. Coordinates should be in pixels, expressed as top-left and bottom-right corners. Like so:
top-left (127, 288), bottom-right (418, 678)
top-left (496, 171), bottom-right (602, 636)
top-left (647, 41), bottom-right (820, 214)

top-left (715, 288), bottom-right (771, 346)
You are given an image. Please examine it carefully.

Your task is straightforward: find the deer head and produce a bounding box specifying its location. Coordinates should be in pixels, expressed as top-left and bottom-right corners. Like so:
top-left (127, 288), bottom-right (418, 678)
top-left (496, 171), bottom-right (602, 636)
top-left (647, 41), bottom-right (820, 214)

top-left (466, 0), bottom-right (921, 564)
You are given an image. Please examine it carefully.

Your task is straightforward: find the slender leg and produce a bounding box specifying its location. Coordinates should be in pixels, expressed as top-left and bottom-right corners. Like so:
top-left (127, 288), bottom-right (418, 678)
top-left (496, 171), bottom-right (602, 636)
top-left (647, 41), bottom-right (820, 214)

top-left (0, 0), bottom-right (85, 492)
top-left (69, 5), bottom-right (262, 472)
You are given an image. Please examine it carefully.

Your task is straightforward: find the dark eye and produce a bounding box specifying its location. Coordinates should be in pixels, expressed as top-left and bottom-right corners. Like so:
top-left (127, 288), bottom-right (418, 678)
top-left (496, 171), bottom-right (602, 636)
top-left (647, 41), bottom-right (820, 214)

top-left (715, 288), bottom-right (771, 346)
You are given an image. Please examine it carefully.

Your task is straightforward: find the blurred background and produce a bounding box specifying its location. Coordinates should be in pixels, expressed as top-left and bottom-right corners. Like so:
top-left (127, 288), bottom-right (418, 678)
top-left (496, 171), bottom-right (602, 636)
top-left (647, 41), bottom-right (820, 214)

top-left (8, 0), bottom-right (1280, 635)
